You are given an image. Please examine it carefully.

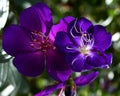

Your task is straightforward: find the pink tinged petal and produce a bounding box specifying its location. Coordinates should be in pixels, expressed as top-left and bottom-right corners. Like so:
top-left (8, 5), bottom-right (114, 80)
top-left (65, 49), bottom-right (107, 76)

top-left (34, 83), bottom-right (64, 96)
top-left (74, 71), bottom-right (99, 86)
top-left (93, 25), bottom-right (112, 51)
top-left (20, 2), bottom-right (53, 34)
top-left (46, 50), bottom-right (72, 82)
top-left (49, 16), bottom-right (75, 42)
top-left (87, 52), bottom-right (112, 69)
top-left (13, 52), bottom-right (44, 77)
top-left (2, 25), bottom-right (35, 56)
top-left (77, 17), bottom-right (93, 32)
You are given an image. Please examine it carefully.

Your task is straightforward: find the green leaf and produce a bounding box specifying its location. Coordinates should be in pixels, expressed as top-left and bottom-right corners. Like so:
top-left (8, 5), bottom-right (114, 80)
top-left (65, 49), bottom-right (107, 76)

top-left (0, 62), bottom-right (9, 89)
top-left (7, 63), bottom-right (30, 96)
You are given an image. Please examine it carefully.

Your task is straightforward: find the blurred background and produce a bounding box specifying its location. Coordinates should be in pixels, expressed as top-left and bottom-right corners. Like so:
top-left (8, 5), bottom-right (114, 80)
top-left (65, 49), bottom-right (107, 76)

top-left (0, 0), bottom-right (120, 96)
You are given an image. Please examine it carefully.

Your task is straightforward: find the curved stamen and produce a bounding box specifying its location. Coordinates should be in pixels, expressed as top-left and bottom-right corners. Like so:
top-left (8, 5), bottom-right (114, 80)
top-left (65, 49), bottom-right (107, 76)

top-left (74, 19), bottom-right (80, 33)
top-left (71, 58), bottom-right (80, 65)
top-left (69, 18), bottom-right (94, 55)
top-left (79, 33), bottom-right (94, 55)
top-left (80, 33), bottom-right (94, 47)
top-left (70, 19), bottom-right (81, 38)
top-left (79, 22), bottom-right (83, 33)
top-left (66, 46), bottom-right (75, 50)
top-left (70, 24), bottom-right (76, 38)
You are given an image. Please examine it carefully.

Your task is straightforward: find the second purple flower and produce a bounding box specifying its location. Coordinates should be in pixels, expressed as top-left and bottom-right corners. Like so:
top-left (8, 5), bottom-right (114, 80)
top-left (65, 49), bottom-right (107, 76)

top-left (55, 17), bottom-right (112, 72)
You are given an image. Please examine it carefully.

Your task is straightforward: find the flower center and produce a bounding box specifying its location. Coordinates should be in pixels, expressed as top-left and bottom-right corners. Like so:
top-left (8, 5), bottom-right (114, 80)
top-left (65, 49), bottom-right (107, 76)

top-left (30, 31), bottom-right (53, 52)
top-left (79, 33), bottom-right (94, 55)
top-left (79, 48), bottom-right (90, 54)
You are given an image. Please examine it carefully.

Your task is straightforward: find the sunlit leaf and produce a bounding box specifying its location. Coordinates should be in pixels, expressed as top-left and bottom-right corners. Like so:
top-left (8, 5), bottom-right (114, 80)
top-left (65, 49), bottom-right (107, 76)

top-left (7, 63), bottom-right (30, 96)
top-left (0, 50), bottom-right (11, 63)
top-left (0, 59), bottom-right (29, 96)
top-left (0, 0), bottom-right (9, 30)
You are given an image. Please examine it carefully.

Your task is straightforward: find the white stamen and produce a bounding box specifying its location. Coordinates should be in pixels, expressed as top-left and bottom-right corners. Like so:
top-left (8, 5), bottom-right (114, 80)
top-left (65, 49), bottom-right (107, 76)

top-left (69, 18), bottom-right (94, 55)
top-left (70, 24), bottom-right (76, 38)
top-left (66, 46), bottom-right (74, 50)
top-left (74, 19), bottom-right (80, 33)
top-left (71, 58), bottom-right (78, 65)
top-left (70, 19), bottom-right (81, 37)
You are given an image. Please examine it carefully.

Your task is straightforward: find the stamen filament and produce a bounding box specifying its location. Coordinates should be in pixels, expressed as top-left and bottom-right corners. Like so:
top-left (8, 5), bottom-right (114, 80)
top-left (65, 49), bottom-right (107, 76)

top-left (30, 31), bottom-right (53, 52)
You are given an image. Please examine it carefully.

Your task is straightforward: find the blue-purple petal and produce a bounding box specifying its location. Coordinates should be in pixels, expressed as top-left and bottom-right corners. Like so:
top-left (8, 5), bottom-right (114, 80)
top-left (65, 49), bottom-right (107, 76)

top-left (77, 17), bottom-right (93, 32)
top-left (34, 83), bottom-right (64, 96)
top-left (13, 52), bottom-right (44, 77)
top-left (93, 25), bottom-right (112, 51)
top-left (87, 52), bottom-right (112, 69)
top-left (74, 71), bottom-right (99, 86)
top-left (55, 31), bottom-right (72, 52)
top-left (69, 54), bottom-right (85, 72)
top-left (66, 53), bottom-right (93, 72)
top-left (2, 25), bottom-right (35, 56)
top-left (46, 50), bottom-right (72, 82)
top-left (20, 2), bottom-right (53, 34)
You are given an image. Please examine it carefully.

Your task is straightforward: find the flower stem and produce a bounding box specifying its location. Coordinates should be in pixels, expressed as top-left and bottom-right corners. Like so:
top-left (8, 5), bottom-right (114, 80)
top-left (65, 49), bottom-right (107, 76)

top-left (65, 77), bottom-right (77, 96)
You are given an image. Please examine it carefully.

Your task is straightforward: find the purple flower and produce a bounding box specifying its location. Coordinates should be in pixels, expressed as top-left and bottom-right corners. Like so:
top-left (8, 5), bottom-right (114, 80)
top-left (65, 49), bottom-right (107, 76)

top-left (55, 17), bottom-right (112, 72)
top-left (35, 17), bottom-right (99, 96)
top-left (2, 2), bottom-right (73, 82)
top-left (35, 71), bottom-right (99, 96)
